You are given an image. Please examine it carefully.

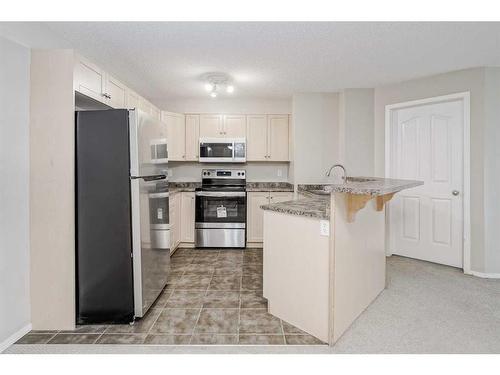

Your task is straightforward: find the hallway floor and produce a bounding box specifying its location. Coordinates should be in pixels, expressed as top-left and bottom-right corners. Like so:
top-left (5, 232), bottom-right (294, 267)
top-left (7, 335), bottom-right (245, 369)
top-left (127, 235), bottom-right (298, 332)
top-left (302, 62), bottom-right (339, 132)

top-left (14, 248), bottom-right (325, 346)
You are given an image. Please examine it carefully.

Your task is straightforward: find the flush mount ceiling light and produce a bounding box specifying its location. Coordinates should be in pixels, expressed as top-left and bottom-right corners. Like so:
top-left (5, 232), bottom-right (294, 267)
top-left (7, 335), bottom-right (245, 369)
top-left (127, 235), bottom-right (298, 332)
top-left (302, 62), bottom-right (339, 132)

top-left (203, 73), bottom-right (235, 98)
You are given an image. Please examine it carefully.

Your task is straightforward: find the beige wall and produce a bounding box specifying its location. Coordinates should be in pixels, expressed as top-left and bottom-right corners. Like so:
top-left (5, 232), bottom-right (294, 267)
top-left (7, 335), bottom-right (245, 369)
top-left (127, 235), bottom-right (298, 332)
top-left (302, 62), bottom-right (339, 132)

top-left (170, 161), bottom-right (290, 182)
top-left (30, 49), bottom-right (76, 329)
top-left (339, 89), bottom-right (375, 176)
top-left (374, 67), bottom-right (500, 274)
top-left (482, 68), bottom-right (500, 273)
top-left (291, 93), bottom-right (340, 184)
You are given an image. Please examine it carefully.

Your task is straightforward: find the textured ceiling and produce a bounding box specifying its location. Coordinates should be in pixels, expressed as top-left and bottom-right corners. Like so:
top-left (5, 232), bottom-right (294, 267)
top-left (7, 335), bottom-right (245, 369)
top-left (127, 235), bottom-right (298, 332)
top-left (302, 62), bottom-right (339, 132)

top-left (36, 22), bottom-right (500, 102)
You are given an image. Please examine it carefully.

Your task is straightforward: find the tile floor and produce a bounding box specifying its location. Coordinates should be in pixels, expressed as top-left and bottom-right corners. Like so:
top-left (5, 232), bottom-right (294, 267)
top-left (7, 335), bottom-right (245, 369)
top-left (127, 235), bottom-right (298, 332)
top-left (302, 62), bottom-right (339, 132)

top-left (16, 248), bottom-right (326, 346)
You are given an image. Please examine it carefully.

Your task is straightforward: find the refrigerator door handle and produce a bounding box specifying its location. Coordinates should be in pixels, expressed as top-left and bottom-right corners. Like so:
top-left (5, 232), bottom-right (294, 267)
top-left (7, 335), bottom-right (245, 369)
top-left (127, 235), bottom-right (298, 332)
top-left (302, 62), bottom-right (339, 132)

top-left (130, 174), bottom-right (167, 182)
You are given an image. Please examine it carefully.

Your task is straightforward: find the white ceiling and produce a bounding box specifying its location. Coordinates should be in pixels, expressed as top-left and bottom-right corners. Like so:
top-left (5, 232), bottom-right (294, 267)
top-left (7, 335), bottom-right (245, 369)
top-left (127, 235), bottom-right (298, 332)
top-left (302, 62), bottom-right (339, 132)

top-left (19, 22), bottom-right (500, 102)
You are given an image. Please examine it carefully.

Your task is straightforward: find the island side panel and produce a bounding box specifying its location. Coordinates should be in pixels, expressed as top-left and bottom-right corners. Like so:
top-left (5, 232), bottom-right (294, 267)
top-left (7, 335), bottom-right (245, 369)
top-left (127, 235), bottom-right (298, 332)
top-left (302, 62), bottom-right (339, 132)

top-left (331, 192), bottom-right (386, 343)
top-left (263, 210), bottom-right (330, 343)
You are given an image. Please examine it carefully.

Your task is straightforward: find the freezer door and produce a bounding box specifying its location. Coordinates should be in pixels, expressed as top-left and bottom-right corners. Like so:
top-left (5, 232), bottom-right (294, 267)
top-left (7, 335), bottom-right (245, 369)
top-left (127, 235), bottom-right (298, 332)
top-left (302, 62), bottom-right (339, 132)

top-left (129, 110), bottom-right (170, 317)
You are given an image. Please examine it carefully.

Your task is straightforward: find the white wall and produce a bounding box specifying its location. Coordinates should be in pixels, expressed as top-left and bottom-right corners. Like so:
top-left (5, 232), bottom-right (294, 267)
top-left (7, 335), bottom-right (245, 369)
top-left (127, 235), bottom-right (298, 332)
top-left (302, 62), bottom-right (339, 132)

top-left (0, 37), bottom-right (31, 350)
top-left (374, 67), bottom-right (500, 274)
top-left (157, 97), bottom-right (292, 114)
top-left (291, 93), bottom-right (340, 184)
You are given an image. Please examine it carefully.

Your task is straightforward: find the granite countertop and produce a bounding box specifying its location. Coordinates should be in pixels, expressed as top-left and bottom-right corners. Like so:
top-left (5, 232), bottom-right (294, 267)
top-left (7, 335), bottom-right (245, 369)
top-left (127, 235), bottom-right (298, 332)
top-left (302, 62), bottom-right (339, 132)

top-left (169, 181), bottom-right (294, 192)
top-left (261, 196), bottom-right (330, 220)
top-left (169, 182), bottom-right (201, 192)
top-left (246, 182), bottom-right (294, 192)
top-left (261, 176), bottom-right (422, 220)
top-left (298, 177), bottom-right (423, 196)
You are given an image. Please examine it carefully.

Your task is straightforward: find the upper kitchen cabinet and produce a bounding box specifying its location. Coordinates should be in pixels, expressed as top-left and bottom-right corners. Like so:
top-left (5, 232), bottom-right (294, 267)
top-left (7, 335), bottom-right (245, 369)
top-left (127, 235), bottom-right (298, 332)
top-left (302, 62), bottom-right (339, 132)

top-left (268, 115), bottom-right (290, 161)
top-left (151, 106), bottom-right (161, 121)
top-left (223, 115), bottom-right (246, 137)
top-left (74, 56), bottom-right (106, 103)
top-left (185, 114), bottom-right (200, 161)
top-left (247, 114), bottom-right (290, 161)
top-left (162, 111), bottom-right (186, 161)
top-left (246, 115), bottom-right (268, 161)
top-left (199, 114), bottom-right (223, 137)
top-left (74, 55), bottom-right (155, 112)
top-left (199, 114), bottom-right (246, 138)
top-left (104, 74), bottom-right (127, 109)
top-left (139, 97), bottom-right (152, 115)
top-left (126, 90), bottom-right (141, 110)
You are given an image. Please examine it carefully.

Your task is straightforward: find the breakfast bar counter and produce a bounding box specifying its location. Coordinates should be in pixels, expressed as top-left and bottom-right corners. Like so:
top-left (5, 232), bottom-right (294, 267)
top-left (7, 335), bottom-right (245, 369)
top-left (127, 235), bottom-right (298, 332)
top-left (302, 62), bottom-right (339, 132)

top-left (261, 176), bottom-right (422, 345)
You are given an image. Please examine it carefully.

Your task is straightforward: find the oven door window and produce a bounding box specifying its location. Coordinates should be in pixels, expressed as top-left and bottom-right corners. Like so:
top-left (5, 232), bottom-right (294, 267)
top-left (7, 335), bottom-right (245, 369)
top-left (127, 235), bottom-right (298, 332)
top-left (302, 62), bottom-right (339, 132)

top-left (199, 143), bottom-right (233, 158)
top-left (196, 196), bottom-right (246, 223)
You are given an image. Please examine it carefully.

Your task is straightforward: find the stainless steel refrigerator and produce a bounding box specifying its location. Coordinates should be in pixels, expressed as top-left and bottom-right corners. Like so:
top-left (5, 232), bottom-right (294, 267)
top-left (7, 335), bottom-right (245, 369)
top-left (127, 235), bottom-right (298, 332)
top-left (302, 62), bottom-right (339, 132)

top-left (76, 109), bottom-right (170, 324)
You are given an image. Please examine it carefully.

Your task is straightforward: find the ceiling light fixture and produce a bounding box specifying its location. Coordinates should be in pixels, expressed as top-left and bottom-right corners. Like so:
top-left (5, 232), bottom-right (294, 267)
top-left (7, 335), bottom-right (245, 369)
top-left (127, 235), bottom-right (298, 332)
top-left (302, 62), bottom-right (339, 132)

top-left (202, 73), bottom-right (234, 98)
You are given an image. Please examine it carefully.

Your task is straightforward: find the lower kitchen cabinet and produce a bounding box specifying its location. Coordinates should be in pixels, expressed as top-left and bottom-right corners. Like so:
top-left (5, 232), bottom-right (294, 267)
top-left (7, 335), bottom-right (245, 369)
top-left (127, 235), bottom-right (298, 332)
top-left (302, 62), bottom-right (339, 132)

top-left (247, 191), bottom-right (294, 243)
top-left (180, 192), bottom-right (195, 243)
top-left (169, 191), bottom-right (182, 254)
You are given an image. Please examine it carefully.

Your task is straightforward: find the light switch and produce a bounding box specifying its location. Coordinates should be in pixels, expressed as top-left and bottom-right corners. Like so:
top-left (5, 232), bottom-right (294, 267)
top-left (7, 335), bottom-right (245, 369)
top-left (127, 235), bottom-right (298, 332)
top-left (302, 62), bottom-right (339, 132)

top-left (277, 169), bottom-right (283, 177)
top-left (320, 220), bottom-right (330, 236)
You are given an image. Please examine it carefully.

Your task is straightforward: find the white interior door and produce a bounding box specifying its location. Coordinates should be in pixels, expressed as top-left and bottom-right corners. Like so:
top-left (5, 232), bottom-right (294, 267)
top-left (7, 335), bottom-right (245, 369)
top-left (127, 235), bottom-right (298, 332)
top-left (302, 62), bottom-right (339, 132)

top-left (388, 99), bottom-right (464, 267)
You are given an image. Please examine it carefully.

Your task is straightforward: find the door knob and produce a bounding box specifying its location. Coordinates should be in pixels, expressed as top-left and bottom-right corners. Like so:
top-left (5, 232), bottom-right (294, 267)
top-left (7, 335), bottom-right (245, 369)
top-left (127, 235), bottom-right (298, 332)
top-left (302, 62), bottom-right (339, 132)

top-left (452, 190), bottom-right (460, 196)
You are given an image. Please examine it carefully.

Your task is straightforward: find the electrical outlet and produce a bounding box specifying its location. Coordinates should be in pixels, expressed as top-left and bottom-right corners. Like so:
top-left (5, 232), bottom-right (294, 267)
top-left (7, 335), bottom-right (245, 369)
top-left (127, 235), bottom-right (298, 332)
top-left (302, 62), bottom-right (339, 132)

top-left (167, 170), bottom-right (173, 177)
top-left (277, 169), bottom-right (282, 177)
top-left (320, 220), bottom-right (330, 236)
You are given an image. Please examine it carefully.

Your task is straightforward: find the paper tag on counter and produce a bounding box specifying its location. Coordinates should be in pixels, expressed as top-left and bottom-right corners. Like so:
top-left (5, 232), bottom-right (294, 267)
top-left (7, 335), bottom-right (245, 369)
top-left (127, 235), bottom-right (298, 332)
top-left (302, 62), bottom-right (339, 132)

top-left (217, 206), bottom-right (227, 218)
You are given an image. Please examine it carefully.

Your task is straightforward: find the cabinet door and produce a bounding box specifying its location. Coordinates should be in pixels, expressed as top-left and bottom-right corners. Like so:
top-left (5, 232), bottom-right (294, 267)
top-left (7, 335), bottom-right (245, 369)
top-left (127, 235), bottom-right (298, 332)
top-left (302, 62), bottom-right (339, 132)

top-left (139, 98), bottom-right (154, 115)
top-left (223, 115), bottom-right (246, 137)
top-left (104, 74), bottom-right (127, 109)
top-left (163, 112), bottom-right (186, 161)
top-left (246, 115), bottom-right (268, 161)
top-left (169, 192), bottom-right (178, 253)
top-left (268, 115), bottom-right (290, 161)
top-left (185, 115), bottom-right (200, 161)
top-left (180, 192), bottom-right (195, 243)
top-left (151, 106), bottom-right (161, 121)
top-left (174, 193), bottom-right (182, 248)
top-left (247, 192), bottom-right (270, 243)
top-left (126, 90), bottom-right (141, 110)
top-left (199, 114), bottom-right (223, 137)
top-left (270, 192), bottom-right (294, 204)
top-left (74, 57), bottom-right (105, 102)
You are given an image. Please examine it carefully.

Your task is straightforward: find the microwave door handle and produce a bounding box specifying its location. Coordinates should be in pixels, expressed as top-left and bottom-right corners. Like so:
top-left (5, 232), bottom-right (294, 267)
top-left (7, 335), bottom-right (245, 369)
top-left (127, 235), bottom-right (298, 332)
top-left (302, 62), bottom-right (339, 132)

top-left (130, 174), bottom-right (167, 182)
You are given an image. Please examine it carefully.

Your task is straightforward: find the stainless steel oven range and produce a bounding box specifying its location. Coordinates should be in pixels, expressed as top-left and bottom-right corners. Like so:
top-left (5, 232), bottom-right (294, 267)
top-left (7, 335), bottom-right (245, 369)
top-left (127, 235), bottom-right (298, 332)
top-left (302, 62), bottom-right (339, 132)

top-left (195, 169), bottom-right (246, 248)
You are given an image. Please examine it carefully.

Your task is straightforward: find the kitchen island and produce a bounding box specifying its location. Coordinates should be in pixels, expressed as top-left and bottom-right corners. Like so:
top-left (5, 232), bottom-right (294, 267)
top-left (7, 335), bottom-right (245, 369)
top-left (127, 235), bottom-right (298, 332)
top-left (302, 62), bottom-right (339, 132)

top-left (260, 177), bottom-right (422, 345)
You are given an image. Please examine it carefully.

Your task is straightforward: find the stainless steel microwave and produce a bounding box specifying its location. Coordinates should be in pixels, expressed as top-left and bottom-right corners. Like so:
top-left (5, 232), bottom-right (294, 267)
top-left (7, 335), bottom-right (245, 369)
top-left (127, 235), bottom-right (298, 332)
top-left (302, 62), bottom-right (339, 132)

top-left (199, 138), bottom-right (246, 163)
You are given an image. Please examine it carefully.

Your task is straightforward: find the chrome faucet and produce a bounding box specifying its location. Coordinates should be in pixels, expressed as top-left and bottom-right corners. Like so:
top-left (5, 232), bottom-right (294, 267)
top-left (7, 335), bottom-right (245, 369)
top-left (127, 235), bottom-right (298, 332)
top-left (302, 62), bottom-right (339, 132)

top-left (326, 164), bottom-right (347, 181)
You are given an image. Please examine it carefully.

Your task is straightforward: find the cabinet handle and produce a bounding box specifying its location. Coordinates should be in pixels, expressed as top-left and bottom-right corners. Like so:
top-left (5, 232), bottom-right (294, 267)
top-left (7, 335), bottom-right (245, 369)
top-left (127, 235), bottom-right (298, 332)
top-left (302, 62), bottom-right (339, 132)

top-left (101, 93), bottom-right (111, 99)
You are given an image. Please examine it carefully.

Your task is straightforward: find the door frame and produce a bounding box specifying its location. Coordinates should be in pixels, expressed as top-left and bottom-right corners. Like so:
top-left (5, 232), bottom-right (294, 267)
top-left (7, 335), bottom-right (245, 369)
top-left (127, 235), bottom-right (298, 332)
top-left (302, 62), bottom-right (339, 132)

top-left (384, 92), bottom-right (471, 273)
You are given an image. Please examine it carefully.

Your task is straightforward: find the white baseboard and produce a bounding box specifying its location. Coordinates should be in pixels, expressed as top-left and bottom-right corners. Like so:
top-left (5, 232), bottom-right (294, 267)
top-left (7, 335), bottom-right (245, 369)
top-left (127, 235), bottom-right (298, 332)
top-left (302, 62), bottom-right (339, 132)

top-left (468, 271), bottom-right (500, 279)
top-left (0, 323), bottom-right (32, 353)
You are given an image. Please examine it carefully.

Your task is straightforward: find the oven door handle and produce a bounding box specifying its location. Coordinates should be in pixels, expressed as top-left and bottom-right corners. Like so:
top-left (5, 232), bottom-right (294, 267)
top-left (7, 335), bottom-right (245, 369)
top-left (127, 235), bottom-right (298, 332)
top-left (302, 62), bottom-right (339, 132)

top-left (195, 191), bottom-right (246, 197)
